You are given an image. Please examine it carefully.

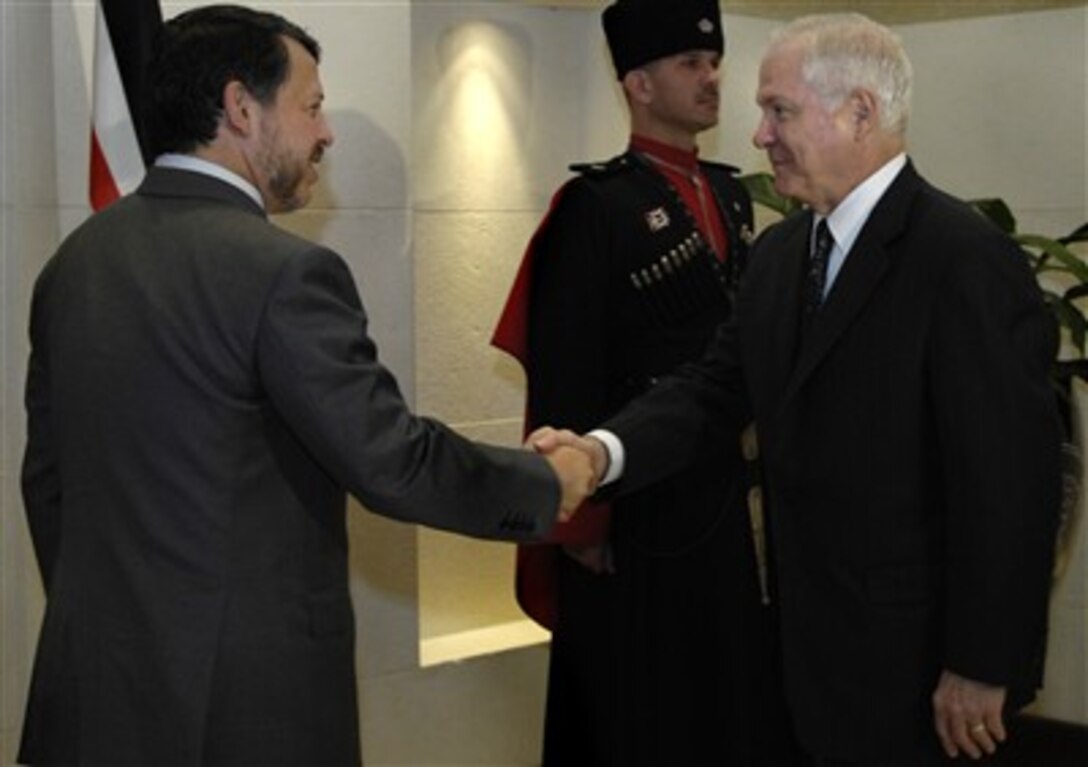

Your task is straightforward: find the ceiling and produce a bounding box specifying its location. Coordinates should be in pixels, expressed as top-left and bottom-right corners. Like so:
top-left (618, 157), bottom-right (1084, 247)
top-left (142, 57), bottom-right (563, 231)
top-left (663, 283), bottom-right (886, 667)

top-left (502, 0), bottom-right (1088, 24)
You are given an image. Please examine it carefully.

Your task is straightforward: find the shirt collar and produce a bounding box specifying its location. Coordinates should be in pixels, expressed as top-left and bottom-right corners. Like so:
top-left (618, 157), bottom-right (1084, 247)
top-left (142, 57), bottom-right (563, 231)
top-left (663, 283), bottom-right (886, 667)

top-left (154, 154), bottom-right (265, 211)
top-left (818, 153), bottom-right (907, 254)
top-left (630, 134), bottom-right (700, 174)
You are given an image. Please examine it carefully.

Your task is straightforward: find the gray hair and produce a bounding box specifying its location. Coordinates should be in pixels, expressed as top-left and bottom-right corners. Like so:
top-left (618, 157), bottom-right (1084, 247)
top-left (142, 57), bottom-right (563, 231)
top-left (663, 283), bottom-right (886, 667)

top-left (770, 13), bottom-right (913, 135)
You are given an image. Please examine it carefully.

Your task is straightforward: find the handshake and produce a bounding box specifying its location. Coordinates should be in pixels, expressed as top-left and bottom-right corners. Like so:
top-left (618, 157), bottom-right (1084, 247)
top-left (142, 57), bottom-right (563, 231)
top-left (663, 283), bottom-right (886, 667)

top-left (529, 427), bottom-right (610, 522)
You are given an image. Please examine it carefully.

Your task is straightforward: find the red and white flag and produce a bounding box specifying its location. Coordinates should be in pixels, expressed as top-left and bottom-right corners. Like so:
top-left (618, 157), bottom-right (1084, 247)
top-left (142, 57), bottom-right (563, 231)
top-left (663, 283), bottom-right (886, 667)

top-left (89, 0), bottom-right (162, 211)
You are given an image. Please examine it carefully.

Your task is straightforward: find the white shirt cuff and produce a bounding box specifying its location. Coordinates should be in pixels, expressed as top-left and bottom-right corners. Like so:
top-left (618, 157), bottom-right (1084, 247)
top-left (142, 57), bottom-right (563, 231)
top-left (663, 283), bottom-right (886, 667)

top-left (587, 428), bottom-right (624, 486)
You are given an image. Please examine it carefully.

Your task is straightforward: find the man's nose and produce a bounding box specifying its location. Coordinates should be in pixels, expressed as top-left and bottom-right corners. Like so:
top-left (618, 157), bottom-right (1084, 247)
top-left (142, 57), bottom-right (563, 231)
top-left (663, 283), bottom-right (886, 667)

top-left (752, 118), bottom-right (773, 149)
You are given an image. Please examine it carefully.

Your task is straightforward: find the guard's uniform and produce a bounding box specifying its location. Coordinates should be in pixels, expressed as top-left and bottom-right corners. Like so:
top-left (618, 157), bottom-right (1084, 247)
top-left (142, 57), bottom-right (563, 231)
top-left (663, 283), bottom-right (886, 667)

top-left (494, 149), bottom-right (804, 765)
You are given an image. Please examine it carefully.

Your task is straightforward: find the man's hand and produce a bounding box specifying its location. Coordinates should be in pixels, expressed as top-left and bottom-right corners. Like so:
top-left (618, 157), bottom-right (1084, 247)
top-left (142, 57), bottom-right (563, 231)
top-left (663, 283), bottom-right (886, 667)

top-left (932, 669), bottom-right (1007, 759)
top-left (541, 445), bottom-right (598, 522)
top-left (527, 426), bottom-right (609, 486)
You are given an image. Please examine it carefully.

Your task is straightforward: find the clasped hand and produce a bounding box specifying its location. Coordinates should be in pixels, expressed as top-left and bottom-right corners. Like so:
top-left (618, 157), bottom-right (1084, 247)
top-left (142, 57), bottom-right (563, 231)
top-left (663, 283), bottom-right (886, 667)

top-left (528, 427), bottom-right (608, 522)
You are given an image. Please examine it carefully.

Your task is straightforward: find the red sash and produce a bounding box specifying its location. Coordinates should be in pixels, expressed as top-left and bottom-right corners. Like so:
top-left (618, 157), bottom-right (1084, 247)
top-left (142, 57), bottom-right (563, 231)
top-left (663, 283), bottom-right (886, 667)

top-left (491, 182), bottom-right (612, 630)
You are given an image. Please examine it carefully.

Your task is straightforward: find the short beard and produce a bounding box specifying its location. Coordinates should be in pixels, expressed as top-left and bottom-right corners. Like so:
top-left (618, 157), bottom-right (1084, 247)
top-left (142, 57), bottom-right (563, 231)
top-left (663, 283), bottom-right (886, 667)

top-left (256, 122), bottom-right (308, 213)
top-left (267, 162), bottom-right (306, 213)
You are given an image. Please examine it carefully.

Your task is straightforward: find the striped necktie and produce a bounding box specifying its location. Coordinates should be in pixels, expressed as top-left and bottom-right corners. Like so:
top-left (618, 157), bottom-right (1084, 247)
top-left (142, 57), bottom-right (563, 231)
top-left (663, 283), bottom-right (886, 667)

top-left (805, 218), bottom-right (834, 313)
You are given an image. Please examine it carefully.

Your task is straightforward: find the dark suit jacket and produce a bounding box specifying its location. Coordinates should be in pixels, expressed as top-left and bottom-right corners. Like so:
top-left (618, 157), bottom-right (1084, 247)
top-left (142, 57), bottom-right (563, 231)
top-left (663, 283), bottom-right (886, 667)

top-left (19, 167), bottom-right (559, 766)
top-left (605, 161), bottom-right (1062, 762)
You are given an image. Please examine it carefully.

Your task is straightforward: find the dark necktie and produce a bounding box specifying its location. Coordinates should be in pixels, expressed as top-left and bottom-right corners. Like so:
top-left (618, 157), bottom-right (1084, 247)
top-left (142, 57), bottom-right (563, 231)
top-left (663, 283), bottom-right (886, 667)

top-left (805, 219), bottom-right (833, 313)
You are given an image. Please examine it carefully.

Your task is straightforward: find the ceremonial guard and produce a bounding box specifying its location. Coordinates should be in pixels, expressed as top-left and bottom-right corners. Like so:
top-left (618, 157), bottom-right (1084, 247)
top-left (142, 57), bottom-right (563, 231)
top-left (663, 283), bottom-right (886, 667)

top-left (493, 1), bottom-right (805, 763)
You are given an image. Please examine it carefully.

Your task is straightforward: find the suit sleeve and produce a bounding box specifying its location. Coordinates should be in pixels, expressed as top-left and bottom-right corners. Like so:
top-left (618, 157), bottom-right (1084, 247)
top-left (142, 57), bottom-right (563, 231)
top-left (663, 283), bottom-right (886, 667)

top-left (603, 317), bottom-right (749, 497)
top-left (255, 246), bottom-right (560, 542)
top-left (21, 270), bottom-right (62, 591)
top-left (932, 226), bottom-right (1062, 696)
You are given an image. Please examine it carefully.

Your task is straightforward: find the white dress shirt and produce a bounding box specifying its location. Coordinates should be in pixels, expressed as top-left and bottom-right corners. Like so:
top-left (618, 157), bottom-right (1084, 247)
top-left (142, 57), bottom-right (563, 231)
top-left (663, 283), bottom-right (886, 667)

top-left (817, 152), bottom-right (907, 299)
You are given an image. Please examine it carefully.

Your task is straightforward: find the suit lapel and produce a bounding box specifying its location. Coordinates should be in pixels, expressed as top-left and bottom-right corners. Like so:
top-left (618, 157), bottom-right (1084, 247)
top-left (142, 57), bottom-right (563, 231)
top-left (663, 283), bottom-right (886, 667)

top-left (783, 163), bottom-right (922, 405)
top-left (744, 215), bottom-right (810, 408)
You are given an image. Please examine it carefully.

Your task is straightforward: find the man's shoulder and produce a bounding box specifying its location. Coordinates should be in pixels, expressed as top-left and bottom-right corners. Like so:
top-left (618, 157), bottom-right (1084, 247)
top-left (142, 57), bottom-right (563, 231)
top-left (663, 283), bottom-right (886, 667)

top-left (551, 153), bottom-right (645, 213)
top-left (568, 152), bottom-right (638, 179)
top-left (130, 179), bottom-right (325, 267)
top-left (748, 209), bottom-right (808, 257)
top-left (569, 154), bottom-right (738, 181)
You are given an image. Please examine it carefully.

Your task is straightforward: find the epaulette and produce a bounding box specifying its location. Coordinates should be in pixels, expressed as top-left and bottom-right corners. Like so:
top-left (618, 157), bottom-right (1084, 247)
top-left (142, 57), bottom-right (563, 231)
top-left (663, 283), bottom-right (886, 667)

top-left (569, 154), bottom-right (636, 177)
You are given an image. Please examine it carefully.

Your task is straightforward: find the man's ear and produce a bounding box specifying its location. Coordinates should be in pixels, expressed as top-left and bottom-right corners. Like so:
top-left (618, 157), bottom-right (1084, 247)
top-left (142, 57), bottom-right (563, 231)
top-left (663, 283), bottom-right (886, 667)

top-left (848, 88), bottom-right (879, 139)
top-left (622, 68), bottom-right (653, 106)
top-left (222, 80), bottom-right (256, 135)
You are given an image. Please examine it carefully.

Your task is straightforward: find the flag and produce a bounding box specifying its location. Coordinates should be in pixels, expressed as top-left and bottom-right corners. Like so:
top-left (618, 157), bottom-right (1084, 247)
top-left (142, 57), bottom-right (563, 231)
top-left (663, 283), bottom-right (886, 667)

top-left (90, 0), bottom-right (162, 211)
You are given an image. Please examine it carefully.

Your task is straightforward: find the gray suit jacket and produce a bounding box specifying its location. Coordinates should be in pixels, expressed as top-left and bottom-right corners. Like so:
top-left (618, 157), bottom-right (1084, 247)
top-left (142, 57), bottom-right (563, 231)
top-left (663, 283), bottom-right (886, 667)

top-left (20, 167), bottom-right (558, 766)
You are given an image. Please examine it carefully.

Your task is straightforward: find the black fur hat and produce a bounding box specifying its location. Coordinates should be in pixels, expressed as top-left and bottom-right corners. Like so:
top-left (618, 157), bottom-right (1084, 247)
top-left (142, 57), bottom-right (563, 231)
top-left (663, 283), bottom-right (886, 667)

top-left (602, 0), bottom-right (724, 79)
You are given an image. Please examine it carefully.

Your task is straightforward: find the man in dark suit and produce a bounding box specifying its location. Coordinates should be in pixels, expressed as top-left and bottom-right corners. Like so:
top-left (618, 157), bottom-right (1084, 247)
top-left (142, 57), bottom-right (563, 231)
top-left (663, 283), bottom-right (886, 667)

top-left (18, 5), bottom-right (594, 766)
top-left (532, 12), bottom-right (1061, 767)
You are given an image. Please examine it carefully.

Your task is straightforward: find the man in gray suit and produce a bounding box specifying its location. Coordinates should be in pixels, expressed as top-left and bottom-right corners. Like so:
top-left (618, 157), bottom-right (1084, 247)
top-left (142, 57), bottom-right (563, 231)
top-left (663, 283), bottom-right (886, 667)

top-left (18, 5), bottom-right (594, 766)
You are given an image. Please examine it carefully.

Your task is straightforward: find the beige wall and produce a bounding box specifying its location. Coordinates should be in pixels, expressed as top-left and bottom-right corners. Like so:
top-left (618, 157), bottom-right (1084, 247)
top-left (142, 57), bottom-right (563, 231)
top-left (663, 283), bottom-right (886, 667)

top-left (2, 2), bottom-right (1085, 765)
top-left (2, 2), bottom-right (58, 764)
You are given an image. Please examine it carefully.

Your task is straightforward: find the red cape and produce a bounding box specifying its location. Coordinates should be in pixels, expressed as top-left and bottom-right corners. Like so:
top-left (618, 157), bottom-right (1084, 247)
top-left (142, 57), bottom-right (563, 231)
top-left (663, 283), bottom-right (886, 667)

top-left (491, 182), bottom-right (612, 631)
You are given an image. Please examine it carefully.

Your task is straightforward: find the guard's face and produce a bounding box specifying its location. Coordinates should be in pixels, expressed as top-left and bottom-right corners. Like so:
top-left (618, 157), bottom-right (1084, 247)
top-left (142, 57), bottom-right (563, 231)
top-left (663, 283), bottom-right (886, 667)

top-left (254, 37), bottom-right (334, 214)
top-left (752, 43), bottom-right (857, 214)
top-left (641, 49), bottom-right (722, 136)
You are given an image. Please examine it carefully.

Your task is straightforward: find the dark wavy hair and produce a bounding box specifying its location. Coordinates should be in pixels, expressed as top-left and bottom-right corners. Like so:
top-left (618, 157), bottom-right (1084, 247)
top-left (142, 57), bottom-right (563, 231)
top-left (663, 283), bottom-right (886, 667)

top-left (147, 4), bottom-right (321, 157)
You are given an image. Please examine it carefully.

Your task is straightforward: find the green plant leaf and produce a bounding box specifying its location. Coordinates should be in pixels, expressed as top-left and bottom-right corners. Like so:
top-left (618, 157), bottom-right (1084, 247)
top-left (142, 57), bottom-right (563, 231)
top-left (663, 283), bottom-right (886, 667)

top-left (1017, 234), bottom-right (1088, 283)
top-left (1048, 292), bottom-right (1088, 355)
top-left (1060, 222), bottom-right (1088, 245)
top-left (738, 172), bottom-right (803, 217)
